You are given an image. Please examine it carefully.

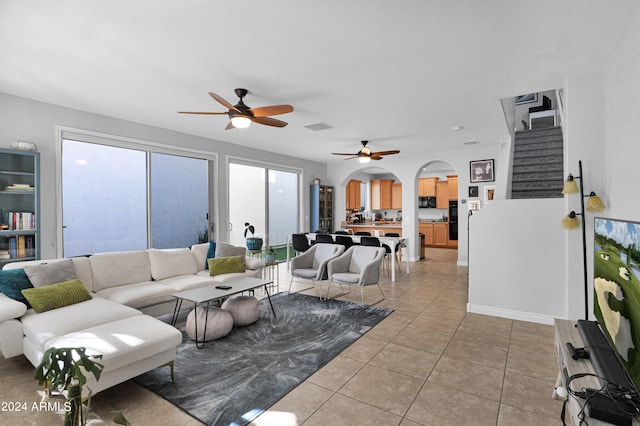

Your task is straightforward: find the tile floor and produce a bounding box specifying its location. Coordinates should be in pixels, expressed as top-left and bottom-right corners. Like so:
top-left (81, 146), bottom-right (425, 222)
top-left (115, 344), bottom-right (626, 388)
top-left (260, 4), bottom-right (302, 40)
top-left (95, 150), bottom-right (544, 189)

top-left (0, 248), bottom-right (564, 425)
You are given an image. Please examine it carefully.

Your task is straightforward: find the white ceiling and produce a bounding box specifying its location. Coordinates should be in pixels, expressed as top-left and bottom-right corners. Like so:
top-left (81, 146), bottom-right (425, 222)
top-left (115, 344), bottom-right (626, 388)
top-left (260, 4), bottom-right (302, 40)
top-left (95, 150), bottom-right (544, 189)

top-left (1, 1), bottom-right (637, 164)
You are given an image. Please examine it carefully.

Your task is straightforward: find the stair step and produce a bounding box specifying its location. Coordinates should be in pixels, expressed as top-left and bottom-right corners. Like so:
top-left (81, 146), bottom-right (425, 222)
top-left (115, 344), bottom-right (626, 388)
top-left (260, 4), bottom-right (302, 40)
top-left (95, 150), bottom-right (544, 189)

top-left (512, 154), bottom-right (563, 165)
top-left (514, 140), bottom-right (564, 151)
top-left (512, 190), bottom-right (563, 199)
top-left (512, 163), bottom-right (564, 174)
top-left (515, 127), bottom-right (563, 139)
top-left (512, 174), bottom-right (564, 184)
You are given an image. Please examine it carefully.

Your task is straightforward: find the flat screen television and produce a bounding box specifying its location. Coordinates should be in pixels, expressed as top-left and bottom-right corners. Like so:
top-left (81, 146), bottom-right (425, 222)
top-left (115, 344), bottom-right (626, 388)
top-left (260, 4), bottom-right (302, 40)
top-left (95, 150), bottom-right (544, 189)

top-left (593, 217), bottom-right (640, 390)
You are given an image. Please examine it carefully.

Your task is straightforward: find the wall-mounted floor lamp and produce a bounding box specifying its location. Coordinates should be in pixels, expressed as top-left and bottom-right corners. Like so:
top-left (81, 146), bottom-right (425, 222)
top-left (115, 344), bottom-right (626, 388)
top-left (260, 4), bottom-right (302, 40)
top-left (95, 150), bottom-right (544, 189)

top-left (561, 160), bottom-right (606, 320)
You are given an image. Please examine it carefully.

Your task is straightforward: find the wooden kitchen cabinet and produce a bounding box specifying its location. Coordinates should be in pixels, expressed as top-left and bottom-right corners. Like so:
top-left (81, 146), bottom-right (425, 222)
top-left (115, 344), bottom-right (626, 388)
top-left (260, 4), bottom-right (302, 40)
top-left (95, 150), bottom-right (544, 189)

top-left (371, 179), bottom-right (393, 210)
top-left (436, 181), bottom-right (449, 209)
top-left (448, 175), bottom-right (458, 200)
top-left (433, 223), bottom-right (448, 246)
top-left (346, 179), bottom-right (361, 210)
top-left (418, 178), bottom-right (436, 197)
top-left (419, 223), bottom-right (434, 246)
top-left (391, 183), bottom-right (402, 209)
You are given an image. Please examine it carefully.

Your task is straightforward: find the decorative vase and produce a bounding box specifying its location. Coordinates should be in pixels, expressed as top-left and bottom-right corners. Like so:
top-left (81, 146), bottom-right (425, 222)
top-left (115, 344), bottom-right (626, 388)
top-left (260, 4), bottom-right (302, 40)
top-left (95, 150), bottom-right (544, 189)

top-left (246, 237), bottom-right (263, 251)
top-left (265, 252), bottom-right (276, 263)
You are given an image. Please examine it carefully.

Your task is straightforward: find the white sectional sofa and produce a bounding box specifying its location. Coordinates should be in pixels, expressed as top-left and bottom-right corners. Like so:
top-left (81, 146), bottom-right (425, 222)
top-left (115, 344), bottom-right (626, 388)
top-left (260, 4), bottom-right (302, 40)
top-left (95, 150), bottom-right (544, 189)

top-left (0, 242), bottom-right (265, 395)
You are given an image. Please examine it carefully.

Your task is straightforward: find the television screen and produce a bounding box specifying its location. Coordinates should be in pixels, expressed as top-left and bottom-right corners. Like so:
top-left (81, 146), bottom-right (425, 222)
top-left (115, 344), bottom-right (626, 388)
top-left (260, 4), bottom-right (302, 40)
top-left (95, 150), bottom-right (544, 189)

top-left (594, 217), bottom-right (640, 388)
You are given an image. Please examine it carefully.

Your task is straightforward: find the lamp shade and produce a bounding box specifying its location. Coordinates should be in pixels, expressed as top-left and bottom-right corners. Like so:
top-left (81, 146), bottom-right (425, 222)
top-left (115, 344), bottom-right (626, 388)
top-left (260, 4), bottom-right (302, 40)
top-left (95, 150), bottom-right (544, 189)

top-left (231, 116), bottom-right (251, 128)
top-left (562, 175), bottom-right (579, 194)
top-left (586, 192), bottom-right (605, 212)
top-left (562, 211), bottom-right (580, 229)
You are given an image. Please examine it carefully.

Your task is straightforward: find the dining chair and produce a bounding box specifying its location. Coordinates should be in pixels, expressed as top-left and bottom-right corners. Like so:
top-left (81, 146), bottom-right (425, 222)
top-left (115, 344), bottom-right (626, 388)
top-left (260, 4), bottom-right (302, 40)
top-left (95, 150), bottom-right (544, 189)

top-left (315, 234), bottom-right (334, 244)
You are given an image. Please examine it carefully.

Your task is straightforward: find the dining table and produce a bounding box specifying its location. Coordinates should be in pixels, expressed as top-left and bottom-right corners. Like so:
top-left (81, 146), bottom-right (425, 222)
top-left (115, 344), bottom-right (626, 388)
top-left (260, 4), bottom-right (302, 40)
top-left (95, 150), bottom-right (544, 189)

top-left (286, 233), bottom-right (409, 282)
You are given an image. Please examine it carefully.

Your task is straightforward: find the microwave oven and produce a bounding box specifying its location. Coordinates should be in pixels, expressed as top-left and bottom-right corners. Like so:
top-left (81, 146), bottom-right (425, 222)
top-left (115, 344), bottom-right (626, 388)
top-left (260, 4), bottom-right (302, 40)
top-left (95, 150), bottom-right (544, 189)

top-left (418, 196), bottom-right (436, 208)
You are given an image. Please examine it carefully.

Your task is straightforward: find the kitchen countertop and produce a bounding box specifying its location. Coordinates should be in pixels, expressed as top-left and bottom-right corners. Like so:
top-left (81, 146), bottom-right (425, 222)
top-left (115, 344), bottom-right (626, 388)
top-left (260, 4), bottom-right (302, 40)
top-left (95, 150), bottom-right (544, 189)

top-left (345, 222), bottom-right (402, 227)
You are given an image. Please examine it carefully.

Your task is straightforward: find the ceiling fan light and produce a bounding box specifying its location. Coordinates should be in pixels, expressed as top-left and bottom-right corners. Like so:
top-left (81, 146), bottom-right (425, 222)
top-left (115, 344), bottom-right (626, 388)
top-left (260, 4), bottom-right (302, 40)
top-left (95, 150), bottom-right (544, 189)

top-left (358, 156), bottom-right (371, 163)
top-left (231, 116), bottom-right (251, 128)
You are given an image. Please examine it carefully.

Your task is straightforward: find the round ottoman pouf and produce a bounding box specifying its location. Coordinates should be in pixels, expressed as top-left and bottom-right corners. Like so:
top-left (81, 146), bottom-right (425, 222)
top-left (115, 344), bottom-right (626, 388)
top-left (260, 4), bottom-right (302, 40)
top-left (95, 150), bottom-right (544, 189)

top-left (185, 306), bottom-right (233, 342)
top-left (221, 295), bottom-right (260, 326)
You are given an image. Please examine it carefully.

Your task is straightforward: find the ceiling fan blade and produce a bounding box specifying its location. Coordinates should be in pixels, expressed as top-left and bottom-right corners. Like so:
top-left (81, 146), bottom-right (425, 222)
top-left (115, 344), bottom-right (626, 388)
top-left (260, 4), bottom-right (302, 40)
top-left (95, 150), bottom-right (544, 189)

top-left (209, 92), bottom-right (240, 113)
top-left (250, 105), bottom-right (294, 117)
top-left (178, 111), bottom-right (228, 115)
top-left (253, 116), bottom-right (288, 127)
top-left (331, 152), bottom-right (359, 156)
top-left (342, 156), bottom-right (358, 160)
top-left (224, 121), bottom-right (235, 130)
top-left (370, 155), bottom-right (383, 160)
top-left (371, 150), bottom-right (400, 156)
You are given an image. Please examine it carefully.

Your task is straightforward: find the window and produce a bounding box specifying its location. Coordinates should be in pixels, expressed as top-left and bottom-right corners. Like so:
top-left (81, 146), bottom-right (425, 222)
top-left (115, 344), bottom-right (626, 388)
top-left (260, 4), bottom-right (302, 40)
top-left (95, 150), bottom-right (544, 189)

top-left (61, 135), bottom-right (212, 257)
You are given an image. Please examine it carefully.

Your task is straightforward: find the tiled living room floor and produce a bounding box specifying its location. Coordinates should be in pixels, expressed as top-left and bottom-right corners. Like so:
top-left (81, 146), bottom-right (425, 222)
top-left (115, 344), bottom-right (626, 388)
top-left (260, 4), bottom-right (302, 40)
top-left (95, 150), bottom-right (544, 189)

top-left (0, 248), bottom-right (564, 425)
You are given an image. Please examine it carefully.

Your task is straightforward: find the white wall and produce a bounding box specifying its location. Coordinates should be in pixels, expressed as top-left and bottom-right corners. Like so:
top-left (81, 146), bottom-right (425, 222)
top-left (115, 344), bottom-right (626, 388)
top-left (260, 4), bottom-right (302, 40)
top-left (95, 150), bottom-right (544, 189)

top-left (467, 6), bottom-right (640, 324)
top-left (0, 93), bottom-right (327, 259)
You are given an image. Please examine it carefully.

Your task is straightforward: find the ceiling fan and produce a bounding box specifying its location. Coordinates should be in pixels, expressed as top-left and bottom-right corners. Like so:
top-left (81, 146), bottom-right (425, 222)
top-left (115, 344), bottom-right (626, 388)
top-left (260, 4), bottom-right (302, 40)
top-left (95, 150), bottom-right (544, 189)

top-left (178, 88), bottom-right (293, 130)
top-left (332, 141), bottom-right (400, 163)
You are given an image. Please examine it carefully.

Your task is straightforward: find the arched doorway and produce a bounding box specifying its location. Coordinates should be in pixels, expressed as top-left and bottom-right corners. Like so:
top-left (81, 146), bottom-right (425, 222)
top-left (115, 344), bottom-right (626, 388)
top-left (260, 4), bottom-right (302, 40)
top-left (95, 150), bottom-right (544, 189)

top-left (341, 166), bottom-right (402, 231)
top-left (416, 160), bottom-right (459, 255)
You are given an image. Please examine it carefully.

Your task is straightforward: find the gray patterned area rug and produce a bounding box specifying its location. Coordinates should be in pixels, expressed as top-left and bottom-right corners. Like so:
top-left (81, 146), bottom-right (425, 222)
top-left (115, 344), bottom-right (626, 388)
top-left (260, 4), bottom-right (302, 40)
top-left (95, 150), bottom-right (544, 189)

top-left (134, 292), bottom-right (393, 426)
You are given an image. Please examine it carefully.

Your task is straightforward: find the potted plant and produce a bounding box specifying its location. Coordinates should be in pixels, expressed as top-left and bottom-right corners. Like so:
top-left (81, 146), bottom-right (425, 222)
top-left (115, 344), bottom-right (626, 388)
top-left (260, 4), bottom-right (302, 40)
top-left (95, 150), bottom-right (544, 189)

top-left (34, 347), bottom-right (104, 426)
top-left (34, 347), bottom-right (130, 426)
top-left (244, 222), bottom-right (263, 251)
top-left (265, 246), bottom-right (277, 263)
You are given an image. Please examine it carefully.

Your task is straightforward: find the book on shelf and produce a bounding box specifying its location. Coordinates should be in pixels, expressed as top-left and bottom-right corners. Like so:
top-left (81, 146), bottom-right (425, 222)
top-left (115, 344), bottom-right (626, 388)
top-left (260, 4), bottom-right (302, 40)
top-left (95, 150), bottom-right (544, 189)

top-left (6, 235), bottom-right (35, 258)
top-left (3, 184), bottom-right (35, 192)
top-left (3, 212), bottom-right (36, 230)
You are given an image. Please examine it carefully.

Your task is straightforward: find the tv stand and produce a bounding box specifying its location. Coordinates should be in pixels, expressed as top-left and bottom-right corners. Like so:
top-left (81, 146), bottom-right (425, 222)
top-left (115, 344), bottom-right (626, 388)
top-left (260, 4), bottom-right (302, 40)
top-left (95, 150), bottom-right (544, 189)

top-left (554, 319), bottom-right (639, 425)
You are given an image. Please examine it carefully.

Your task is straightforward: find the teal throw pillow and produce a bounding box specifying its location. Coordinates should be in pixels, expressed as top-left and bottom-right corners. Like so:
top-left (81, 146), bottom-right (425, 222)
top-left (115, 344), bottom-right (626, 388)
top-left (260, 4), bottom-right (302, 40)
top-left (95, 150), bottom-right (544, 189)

top-left (21, 278), bottom-right (91, 313)
top-left (208, 256), bottom-right (245, 277)
top-left (205, 241), bottom-right (216, 270)
top-left (0, 268), bottom-right (33, 307)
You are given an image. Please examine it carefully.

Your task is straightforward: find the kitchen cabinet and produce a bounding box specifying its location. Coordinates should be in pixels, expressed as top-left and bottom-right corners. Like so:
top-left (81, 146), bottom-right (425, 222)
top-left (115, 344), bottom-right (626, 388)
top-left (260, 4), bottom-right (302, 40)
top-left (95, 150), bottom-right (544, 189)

top-left (448, 176), bottom-right (458, 200)
top-left (391, 183), bottom-right (402, 209)
top-left (419, 224), bottom-right (434, 246)
top-left (419, 222), bottom-right (453, 248)
top-left (346, 179), bottom-right (361, 210)
top-left (436, 181), bottom-right (449, 209)
top-left (418, 178), bottom-right (436, 197)
top-left (370, 179), bottom-right (393, 210)
top-left (433, 223), bottom-right (448, 246)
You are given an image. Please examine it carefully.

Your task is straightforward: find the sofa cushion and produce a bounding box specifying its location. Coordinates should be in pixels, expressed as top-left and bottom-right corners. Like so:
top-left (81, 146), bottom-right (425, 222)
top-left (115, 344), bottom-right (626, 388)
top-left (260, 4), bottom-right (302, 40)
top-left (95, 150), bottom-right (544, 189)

top-left (0, 268), bottom-right (33, 307)
top-left (0, 292), bottom-right (28, 321)
top-left (190, 242), bottom-right (209, 272)
top-left (21, 296), bottom-right (142, 348)
top-left (148, 248), bottom-right (198, 280)
top-left (43, 315), bottom-right (182, 372)
top-left (3, 257), bottom-right (94, 292)
top-left (206, 241), bottom-right (216, 269)
top-left (95, 281), bottom-right (174, 309)
top-left (215, 242), bottom-right (246, 259)
top-left (23, 259), bottom-right (76, 288)
top-left (90, 251), bottom-right (152, 292)
top-left (208, 256), bottom-right (245, 277)
top-left (154, 274), bottom-right (215, 292)
top-left (21, 278), bottom-right (92, 313)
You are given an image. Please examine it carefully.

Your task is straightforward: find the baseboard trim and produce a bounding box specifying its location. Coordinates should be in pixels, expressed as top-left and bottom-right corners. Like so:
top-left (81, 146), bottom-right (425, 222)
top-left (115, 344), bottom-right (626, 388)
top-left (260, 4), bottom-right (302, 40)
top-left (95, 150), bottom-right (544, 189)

top-left (467, 303), bottom-right (555, 325)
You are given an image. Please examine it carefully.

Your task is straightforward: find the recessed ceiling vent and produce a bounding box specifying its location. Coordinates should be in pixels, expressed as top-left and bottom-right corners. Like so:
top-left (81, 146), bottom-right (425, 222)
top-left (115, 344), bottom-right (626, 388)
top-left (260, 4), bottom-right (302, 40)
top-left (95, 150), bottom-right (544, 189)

top-left (304, 122), bottom-right (334, 131)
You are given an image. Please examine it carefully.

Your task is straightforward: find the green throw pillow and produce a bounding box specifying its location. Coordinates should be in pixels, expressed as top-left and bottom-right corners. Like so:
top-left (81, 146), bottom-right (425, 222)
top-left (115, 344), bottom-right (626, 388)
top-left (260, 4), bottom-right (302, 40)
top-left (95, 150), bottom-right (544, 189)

top-left (21, 278), bottom-right (91, 313)
top-left (208, 256), bottom-right (245, 277)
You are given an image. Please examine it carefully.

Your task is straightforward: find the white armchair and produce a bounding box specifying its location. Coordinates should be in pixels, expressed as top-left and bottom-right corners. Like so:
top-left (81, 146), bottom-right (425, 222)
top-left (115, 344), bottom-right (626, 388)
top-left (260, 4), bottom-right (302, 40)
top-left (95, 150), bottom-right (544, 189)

top-left (288, 243), bottom-right (345, 299)
top-left (326, 246), bottom-right (386, 304)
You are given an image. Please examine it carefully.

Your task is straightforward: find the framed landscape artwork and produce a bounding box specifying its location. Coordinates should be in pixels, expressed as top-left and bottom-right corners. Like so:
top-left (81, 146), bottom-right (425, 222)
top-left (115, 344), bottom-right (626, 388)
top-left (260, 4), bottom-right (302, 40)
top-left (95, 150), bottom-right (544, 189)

top-left (515, 93), bottom-right (538, 105)
top-left (470, 159), bottom-right (494, 183)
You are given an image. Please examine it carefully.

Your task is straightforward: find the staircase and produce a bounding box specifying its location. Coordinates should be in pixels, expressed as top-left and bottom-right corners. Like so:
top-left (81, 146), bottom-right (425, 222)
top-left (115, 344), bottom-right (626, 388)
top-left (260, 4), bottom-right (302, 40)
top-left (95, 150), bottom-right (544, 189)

top-left (511, 126), bottom-right (564, 199)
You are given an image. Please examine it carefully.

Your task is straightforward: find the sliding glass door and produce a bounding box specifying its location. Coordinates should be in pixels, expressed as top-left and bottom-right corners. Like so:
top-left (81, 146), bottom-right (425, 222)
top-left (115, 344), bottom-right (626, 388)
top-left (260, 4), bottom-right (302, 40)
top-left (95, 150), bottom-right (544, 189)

top-left (62, 138), bottom-right (211, 257)
top-left (228, 161), bottom-right (299, 249)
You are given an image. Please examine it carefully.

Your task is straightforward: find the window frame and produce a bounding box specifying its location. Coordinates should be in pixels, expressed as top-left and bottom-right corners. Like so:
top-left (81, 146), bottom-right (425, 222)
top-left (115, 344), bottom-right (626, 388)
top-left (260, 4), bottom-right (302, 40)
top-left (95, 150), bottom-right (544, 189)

top-left (55, 126), bottom-right (218, 257)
